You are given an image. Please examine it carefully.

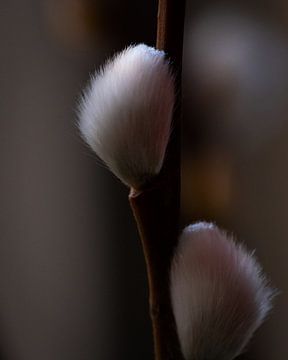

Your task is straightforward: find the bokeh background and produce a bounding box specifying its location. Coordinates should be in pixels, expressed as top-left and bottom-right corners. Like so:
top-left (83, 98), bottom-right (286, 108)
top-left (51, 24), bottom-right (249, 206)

top-left (0, 0), bottom-right (287, 359)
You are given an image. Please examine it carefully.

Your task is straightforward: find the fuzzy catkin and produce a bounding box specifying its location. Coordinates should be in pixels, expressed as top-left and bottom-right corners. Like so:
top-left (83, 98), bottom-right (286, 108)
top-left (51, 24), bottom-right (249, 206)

top-left (170, 222), bottom-right (275, 360)
top-left (78, 44), bottom-right (175, 189)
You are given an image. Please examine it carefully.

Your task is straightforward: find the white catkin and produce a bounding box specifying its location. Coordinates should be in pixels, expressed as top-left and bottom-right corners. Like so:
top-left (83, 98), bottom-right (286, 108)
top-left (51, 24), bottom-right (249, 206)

top-left (78, 44), bottom-right (175, 189)
top-left (171, 222), bottom-right (275, 360)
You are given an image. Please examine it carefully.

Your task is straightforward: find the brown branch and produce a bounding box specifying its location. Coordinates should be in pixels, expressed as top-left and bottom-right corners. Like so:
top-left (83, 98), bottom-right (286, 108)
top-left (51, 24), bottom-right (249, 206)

top-left (129, 1), bottom-right (185, 359)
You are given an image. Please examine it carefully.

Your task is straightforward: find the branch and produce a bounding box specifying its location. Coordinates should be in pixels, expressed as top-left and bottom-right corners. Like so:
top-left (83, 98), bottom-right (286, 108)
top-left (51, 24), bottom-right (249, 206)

top-left (129, 1), bottom-right (186, 359)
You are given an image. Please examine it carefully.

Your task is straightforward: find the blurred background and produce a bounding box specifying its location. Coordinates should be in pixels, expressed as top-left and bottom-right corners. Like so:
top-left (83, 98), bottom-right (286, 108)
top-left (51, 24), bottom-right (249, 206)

top-left (0, 0), bottom-right (286, 359)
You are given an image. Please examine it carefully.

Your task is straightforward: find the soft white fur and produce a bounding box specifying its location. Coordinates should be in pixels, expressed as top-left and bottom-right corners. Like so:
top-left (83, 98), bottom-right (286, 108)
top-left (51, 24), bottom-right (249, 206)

top-left (78, 44), bottom-right (174, 189)
top-left (170, 222), bottom-right (274, 360)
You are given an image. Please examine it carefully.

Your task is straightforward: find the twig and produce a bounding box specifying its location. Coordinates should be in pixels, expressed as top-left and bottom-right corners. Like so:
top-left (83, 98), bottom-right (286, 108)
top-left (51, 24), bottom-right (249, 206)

top-left (129, 1), bottom-right (185, 359)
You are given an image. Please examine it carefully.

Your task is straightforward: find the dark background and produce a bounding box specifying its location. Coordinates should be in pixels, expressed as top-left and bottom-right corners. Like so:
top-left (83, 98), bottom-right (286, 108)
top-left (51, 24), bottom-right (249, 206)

top-left (0, 1), bottom-right (286, 359)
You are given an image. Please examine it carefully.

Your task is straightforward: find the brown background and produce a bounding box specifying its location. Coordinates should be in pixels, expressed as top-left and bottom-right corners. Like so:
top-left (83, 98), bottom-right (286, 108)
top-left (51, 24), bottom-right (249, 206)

top-left (0, 0), bottom-right (286, 359)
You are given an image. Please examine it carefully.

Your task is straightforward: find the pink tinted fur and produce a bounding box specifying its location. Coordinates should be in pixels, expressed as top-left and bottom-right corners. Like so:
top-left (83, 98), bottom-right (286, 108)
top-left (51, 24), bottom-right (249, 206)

top-left (171, 222), bottom-right (274, 360)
